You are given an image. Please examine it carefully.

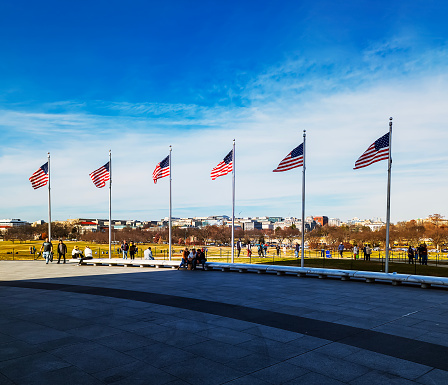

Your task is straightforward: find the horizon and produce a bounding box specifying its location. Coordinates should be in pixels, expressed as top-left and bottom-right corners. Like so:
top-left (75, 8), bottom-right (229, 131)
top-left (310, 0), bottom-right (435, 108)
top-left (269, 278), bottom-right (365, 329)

top-left (1, 1), bottom-right (447, 223)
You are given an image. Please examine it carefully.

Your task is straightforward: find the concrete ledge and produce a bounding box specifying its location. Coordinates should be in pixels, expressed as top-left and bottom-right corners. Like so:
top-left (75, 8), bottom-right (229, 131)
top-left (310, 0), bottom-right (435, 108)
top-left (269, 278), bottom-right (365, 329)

top-left (74, 259), bottom-right (448, 289)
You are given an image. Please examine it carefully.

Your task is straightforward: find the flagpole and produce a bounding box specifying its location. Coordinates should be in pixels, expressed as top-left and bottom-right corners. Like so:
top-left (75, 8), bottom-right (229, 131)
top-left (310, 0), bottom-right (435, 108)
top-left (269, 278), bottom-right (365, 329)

top-left (231, 139), bottom-right (235, 264)
top-left (109, 150), bottom-right (112, 259)
top-left (47, 152), bottom-right (52, 242)
top-left (300, 131), bottom-right (306, 268)
top-left (385, 118), bottom-right (393, 273)
top-left (169, 145), bottom-right (172, 261)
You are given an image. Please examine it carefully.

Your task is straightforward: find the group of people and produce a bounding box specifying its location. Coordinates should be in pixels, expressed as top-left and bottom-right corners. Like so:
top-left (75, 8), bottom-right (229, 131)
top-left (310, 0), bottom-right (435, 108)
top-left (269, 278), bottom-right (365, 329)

top-left (236, 240), bottom-right (272, 258)
top-left (178, 247), bottom-right (207, 270)
top-left (120, 240), bottom-right (139, 259)
top-left (338, 243), bottom-right (372, 260)
top-left (407, 243), bottom-right (428, 265)
top-left (38, 238), bottom-right (93, 266)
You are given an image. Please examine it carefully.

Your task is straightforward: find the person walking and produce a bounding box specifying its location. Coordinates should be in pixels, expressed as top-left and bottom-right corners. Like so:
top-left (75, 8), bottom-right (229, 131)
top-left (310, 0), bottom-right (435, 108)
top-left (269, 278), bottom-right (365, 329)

top-left (57, 239), bottom-right (67, 264)
top-left (121, 240), bottom-right (129, 259)
top-left (39, 238), bottom-right (53, 264)
top-left (236, 239), bottom-right (242, 258)
top-left (338, 243), bottom-right (344, 258)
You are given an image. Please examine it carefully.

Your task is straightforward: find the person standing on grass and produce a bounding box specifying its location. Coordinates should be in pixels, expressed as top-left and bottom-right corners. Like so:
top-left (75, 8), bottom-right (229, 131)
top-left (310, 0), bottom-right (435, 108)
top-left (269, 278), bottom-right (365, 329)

top-left (276, 245), bottom-right (280, 257)
top-left (407, 245), bottom-right (415, 264)
top-left (57, 239), bottom-right (67, 264)
top-left (247, 243), bottom-right (252, 258)
top-left (419, 243), bottom-right (428, 265)
top-left (295, 243), bottom-right (300, 258)
top-left (353, 245), bottom-right (358, 260)
top-left (39, 238), bottom-right (53, 264)
top-left (365, 245), bottom-right (371, 261)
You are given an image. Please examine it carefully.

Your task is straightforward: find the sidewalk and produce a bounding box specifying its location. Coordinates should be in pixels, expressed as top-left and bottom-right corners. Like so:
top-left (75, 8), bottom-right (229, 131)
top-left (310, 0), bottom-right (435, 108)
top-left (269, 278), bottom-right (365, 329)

top-left (1, 261), bottom-right (448, 384)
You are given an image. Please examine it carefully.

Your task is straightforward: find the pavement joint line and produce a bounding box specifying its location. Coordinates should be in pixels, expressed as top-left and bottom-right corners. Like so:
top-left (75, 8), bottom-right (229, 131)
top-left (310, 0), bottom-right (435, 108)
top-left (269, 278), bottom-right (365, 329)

top-left (1, 279), bottom-right (448, 372)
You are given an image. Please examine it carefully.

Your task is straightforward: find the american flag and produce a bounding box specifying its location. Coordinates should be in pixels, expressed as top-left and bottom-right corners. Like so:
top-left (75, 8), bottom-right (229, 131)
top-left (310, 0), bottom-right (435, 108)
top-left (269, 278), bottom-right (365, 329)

top-left (211, 150), bottom-right (233, 180)
top-left (354, 132), bottom-right (390, 170)
top-left (29, 162), bottom-right (49, 189)
top-left (153, 155), bottom-right (170, 184)
top-left (273, 143), bottom-right (304, 172)
top-left (90, 162), bottom-right (110, 188)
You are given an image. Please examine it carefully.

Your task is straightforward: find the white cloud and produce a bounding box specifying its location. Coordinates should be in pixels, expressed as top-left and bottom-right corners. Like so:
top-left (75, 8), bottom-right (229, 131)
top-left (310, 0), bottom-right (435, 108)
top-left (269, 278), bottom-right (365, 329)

top-left (1, 46), bottom-right (448, 223)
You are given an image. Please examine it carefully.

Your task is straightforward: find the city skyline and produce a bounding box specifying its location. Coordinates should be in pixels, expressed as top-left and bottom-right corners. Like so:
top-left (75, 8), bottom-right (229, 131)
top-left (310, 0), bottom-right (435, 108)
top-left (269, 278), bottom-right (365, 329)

top-left (1, 1), bottom-right (447, 223)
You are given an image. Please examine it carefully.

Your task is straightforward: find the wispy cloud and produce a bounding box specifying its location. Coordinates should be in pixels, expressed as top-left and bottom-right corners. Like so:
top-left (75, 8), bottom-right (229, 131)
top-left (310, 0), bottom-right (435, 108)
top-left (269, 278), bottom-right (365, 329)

top-left (1, 38), bottom-right (448, 223)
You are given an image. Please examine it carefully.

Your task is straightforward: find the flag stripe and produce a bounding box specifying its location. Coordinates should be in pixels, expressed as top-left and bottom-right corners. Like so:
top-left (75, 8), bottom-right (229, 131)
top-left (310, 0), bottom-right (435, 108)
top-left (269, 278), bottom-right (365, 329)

top-left (153, 155), bottom-right (170, 183)
top-left (273, 143), bottom-right (304, 172)
top-left (29, 162), bottom-right (49, 189)
top-left (90, 162), bottom-right (110, 188)
top-left (354, 133), bottom-right (390, 170)
top-left (211, 150), bottom-right (233, 180)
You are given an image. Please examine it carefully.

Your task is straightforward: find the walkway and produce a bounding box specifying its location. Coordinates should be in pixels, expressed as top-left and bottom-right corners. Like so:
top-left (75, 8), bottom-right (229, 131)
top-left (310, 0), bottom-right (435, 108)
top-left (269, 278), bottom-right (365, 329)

top-left (1, 261), bottom-right (448, 384)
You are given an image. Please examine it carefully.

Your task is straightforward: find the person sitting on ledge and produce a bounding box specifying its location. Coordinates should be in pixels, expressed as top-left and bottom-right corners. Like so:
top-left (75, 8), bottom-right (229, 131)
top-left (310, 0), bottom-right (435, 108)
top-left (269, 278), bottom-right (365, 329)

top-left (144, 246), bottom-right (154, 260)
top-left (195, 248), bottom-right (207, 270)
top-left (72, 245), bottom-right (82, 259)
top-left (178, 248), bottom-right (188, 270)
top-left (78, 245), bottom-right (93, 265)
top-left (188, 248), bottom-right (196, 270)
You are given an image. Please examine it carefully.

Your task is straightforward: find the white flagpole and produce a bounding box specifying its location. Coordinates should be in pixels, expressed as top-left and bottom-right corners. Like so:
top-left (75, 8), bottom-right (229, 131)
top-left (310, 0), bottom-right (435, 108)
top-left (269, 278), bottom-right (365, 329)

top-left (47, 152), bottom-right (52, 242)
top-left (231, 139), bottom-right (235, 264)
top-left (169, 145), bottom-right (172, 261)
top-left (109, 150), bottom-right (112, 259)
top-left (385, 118), bottom-right (393, 273)
top-left (301, 131), bottom-right (306, 267)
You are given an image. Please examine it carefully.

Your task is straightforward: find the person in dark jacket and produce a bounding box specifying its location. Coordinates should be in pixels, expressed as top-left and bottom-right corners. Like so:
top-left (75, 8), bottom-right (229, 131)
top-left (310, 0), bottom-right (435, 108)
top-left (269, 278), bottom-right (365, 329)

top-left (129, 241), bottom-right (136, 260)
top-left (57, 239), bottom-right (67, 264)
top-left (195, 248), bottom-right (207, 270)
top-left (407, 245), bottom-right (415, 264)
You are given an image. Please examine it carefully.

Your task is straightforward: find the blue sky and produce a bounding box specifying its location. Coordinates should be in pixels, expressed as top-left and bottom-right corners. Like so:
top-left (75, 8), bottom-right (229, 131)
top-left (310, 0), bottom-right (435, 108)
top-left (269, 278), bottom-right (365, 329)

top-left (1, 0), bottom-right (447, 223)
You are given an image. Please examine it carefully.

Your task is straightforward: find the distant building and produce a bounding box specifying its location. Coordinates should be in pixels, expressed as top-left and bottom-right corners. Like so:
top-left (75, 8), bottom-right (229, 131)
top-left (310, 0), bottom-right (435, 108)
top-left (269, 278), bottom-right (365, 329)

top-left (31, 220), bottom-right (46, 227)
top-left (243, 221), bottom-right (262, 231)
top-left (313, 216), bottom-right (328, 226)
top-left (0, 219), bottom-right (30, 233)
top-left (328, 218), bottom-right (341, 226)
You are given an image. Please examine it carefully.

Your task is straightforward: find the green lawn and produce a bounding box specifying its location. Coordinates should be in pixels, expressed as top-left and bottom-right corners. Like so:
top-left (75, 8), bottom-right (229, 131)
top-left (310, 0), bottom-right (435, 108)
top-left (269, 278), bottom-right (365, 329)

top-left (1, 240), bottom-right (447, 278)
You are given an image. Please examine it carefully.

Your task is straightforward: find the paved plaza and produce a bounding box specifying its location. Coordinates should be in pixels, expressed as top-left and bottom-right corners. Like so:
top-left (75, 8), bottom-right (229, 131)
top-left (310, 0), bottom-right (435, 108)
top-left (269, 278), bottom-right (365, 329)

top-left (1, 261), bottom-right (448, 384)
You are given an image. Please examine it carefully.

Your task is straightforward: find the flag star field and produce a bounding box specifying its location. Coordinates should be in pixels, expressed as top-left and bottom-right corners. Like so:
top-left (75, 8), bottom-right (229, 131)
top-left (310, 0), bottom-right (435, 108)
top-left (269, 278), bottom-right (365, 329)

top-left (0, 0), bottom-right (447, 222)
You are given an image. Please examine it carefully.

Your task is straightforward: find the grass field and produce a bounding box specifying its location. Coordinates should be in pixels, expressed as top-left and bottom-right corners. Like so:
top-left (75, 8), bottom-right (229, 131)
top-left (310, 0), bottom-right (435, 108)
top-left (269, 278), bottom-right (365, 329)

top-left (1, 240), bottom-right (447, 277)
